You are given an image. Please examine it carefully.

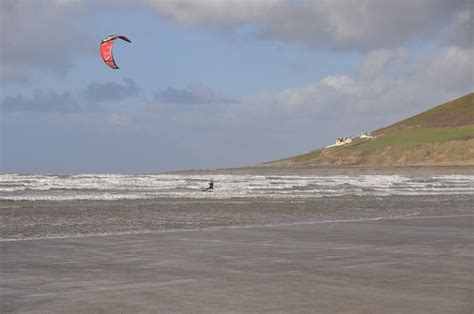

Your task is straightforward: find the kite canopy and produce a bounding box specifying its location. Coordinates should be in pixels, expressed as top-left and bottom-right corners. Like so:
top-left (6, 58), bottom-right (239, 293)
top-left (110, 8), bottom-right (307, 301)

top-left (99, 35), bottom-right (131, 69)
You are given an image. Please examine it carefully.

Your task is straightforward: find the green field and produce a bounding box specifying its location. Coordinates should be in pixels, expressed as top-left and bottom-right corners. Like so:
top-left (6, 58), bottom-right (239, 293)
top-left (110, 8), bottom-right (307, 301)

top-left (266, 92), bottom-right (474, 165)
top-left (375, 93), bottom-right (474, 132)
top-left (352, 125), bottom-right (474, 150)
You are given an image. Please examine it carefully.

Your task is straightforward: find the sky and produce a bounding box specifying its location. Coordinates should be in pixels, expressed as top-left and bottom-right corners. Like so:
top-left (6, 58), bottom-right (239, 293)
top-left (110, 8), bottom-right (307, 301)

top-left (0, 0), bottom-right (473, 173)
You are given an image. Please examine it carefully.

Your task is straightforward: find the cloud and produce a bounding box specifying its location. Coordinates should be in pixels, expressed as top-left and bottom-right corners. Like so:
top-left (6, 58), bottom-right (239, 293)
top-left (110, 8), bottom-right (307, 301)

top-left (1, 79), bottom-right (144, 117)
top-left (140, 44), bottom-right (472, 158)
top-left (244, 45), bottom-right (473, 124)
top-left (153, 84), bottom-right (225, 105)
top-left (1, 89), bottom-right (79, 113)
top-left (445, 5), bottom-right (473, 48)
top-left (2, 0), bottom-right (470, 87)
top-left (2, 0), bottom-right (469, 85)
top-left (106, 113), bottom-right (129, 126)
top-left (0, 0), bottom-right (94, 81)
top-left (146, 0), bottom-right (470, 50)
top-left (245, 75), bottom-right (361, 120)
top-left (147, 0), bottom-right (276, 26)
top-left (360, 48), bottom-right (408, 78)
top-left (82, 78), bottom-right (140, 103)
top-left (418, 46), bottom-right (473, 93)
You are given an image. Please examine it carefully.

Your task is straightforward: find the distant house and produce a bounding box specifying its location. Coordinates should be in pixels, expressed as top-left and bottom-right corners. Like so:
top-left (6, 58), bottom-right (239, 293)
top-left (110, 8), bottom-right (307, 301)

top-left (326, 137), bottom-right (352, 148)
top-left (325, 132), bottom-right (376, 148)
top-left (360, 132), bottom-right (374, 139)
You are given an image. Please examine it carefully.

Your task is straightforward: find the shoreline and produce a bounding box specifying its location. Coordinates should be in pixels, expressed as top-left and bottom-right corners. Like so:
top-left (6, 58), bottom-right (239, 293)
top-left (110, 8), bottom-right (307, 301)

top-left (2, 164), bottom-right (473, 176)
top-left (168, 164), bottom-right (474, 176)
top-left (2, 194), bottom-right (473, 241)
top-left (3, 213), bottom-right (473, 243)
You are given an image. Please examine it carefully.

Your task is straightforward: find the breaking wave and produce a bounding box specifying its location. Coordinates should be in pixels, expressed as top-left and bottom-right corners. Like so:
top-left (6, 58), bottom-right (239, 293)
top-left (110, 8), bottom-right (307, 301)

top-left (0, 174), bottom-right (473, 201)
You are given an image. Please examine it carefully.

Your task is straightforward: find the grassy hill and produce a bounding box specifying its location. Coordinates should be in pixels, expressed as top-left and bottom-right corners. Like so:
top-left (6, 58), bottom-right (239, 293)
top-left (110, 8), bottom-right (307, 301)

top-left (265, 93), bottom-right (474, 166)
top-left (375, 93), bottom-right (474, 133)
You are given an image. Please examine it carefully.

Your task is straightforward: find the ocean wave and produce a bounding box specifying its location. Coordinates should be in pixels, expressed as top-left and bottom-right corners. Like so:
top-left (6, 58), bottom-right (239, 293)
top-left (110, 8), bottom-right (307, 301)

top-left (1, 174), bottom-right (473, 201)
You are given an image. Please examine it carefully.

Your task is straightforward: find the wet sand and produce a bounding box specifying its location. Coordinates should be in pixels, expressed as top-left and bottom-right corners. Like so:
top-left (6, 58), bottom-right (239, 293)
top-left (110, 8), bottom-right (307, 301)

top-left (1, 169), bottom-right (473, 312)
top-left (2, 195), bottom-right (473, 241)
top-left (1, 214), bottom-right (473, 313)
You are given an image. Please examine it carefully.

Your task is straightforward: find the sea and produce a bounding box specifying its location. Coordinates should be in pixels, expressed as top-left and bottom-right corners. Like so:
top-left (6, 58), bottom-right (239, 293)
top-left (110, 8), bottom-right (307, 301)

top-left (1, 173), bottom-right (473, 201)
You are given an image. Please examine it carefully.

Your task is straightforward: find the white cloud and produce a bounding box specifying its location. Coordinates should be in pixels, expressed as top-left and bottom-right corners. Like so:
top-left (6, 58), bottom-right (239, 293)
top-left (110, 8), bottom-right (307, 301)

top-left (0, 0), bottom-right (94, 81)
top-left (83, 79), bottom-right (140, 103)
top-left (446, 5), bottom-right (473, 48)
top-left (360, 48), bottom-right (408, 78)
top-left (244, 45), bottom-right (473, 121)
top-left (2, 0), bottom-right (470, 85)
top-left (147, 0), bottom-right (279, 26)
top-left (154, 84), bottom-right (219, 105)
top-left (146, 0), bottom-right (469, 50)
top-left (143, 44), bottom-right (470, 146)
top-left (1, 89), bottom-right (79, 113)
top-left (420, 46), bottom-right (474, 92)
top-left (107, 113), bottom-right (129, 126)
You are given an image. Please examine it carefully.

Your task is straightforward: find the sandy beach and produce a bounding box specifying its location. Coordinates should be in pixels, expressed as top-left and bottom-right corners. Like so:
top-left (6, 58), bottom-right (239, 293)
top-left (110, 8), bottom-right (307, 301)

top-left (1, 214), bottom-right (473, 313)
top-left (1, 177), bottom-right (473, 313)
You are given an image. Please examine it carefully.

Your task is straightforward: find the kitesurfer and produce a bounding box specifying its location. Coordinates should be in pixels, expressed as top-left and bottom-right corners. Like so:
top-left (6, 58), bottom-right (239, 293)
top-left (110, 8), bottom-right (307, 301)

top-left (203, 180), bottom-right (214, 191)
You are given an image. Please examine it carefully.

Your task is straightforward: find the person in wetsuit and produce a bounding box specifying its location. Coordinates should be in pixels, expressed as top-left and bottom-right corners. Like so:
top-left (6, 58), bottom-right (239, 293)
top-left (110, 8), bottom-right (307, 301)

top-left (203, 180), bottom-right (214, 191)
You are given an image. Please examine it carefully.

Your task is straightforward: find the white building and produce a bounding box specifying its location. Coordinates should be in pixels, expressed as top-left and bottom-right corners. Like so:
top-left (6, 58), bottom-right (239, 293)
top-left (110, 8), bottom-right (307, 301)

top-left (360, 132), bottom-right (374, 139)
top-left (326, 137), bottom-right (352, 148)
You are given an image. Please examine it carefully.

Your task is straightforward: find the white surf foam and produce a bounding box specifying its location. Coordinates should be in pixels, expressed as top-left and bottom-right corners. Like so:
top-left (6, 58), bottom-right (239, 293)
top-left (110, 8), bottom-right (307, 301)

top-left (1, 174), bottom-right (473, 201)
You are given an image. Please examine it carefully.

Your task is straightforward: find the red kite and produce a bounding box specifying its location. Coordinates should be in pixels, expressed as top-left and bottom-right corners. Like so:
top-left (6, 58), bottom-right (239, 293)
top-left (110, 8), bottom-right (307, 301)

top-left (99, 35), bottom-right (131, 69)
